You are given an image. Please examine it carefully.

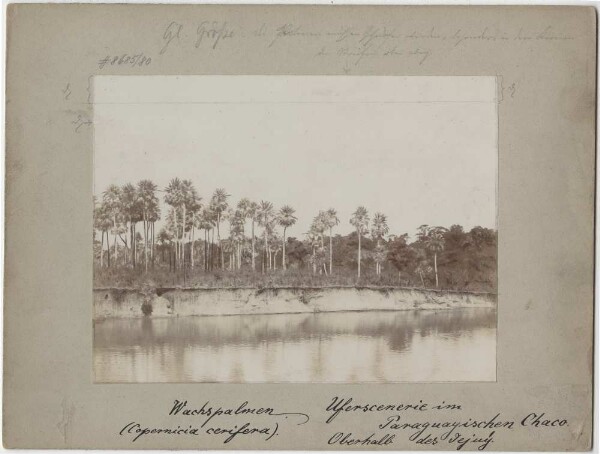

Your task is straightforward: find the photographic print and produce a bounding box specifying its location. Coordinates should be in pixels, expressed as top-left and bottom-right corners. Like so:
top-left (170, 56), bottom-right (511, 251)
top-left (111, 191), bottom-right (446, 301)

top-left (93, 76), bottom-right (498, 383)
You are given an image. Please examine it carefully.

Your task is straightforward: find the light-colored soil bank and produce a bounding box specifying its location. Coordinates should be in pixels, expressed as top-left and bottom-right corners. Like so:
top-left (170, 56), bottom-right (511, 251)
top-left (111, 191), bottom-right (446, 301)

top-left (93, 287), bottom-right (497, 319)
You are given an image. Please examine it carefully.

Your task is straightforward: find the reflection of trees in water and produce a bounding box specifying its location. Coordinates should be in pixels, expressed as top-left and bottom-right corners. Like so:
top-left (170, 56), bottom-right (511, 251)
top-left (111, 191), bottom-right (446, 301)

top-left (94, 309), bottom-right (496, 357)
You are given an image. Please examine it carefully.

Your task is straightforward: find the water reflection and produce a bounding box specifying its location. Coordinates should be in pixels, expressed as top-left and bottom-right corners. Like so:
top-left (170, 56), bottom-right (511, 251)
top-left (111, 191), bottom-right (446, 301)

top-left (94, 308), bottom-right (496, 383)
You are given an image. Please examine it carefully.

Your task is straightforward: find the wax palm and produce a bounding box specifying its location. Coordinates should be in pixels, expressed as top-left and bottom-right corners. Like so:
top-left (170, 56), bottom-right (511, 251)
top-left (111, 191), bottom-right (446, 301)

top-left (102, 184), bottom-right (122, 266)
top-left (350, 206), bottom-right (370, 279)
top-left (324, 208), bottom-right (339, 274)
top-left (371, 212), bottom-right (389, 276)
top-left (241, 200), bottom-right (258, 271)
top-left (94, 201), bottom-right (113, 267)
top-left (277, 205), bottom-right (297, 270)
top-left (418, 225), bottom-right (447, 287)
top-left (120, 183), bottom-right (142, 267)
top-left (211, 188), bottom-right (229, 269)
top-left (137, 180), bottom-right (159, 271)
top-left (256, 201), bottom-right (274, 273)
top-left (164, 178), bottom-right (184, 266)
top-left (197, 208), bottom-right (216, 271)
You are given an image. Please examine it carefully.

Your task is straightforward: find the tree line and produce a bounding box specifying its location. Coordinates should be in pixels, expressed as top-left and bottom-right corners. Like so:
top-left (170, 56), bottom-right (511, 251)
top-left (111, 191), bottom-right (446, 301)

top-left (94, 178), bottom-right (497, 291)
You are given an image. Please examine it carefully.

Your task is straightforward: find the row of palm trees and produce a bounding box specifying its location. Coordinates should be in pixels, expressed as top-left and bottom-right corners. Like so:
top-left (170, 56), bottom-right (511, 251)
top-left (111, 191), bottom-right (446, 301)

top-left (94, 178), bottom-right (448, 284)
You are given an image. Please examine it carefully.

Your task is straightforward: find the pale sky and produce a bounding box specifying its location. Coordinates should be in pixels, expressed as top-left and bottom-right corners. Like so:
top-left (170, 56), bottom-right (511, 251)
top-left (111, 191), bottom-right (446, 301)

top-left (94, 76), bottom-right (497, 239)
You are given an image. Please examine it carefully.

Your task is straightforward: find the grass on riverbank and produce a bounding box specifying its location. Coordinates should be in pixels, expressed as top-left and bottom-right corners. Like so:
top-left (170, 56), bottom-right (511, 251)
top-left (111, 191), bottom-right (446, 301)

top-left (93, 266), bottom-right (496, 293)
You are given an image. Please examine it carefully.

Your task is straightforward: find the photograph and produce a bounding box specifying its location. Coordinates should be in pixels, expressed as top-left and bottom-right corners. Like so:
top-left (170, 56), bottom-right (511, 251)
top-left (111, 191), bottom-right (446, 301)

top-left (92, 75), bottom-right (498, 383)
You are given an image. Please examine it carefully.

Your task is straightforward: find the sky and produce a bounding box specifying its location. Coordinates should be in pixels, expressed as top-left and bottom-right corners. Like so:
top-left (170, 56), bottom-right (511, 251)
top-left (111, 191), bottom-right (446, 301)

top-left (94, 76), bottom-right (497, 239)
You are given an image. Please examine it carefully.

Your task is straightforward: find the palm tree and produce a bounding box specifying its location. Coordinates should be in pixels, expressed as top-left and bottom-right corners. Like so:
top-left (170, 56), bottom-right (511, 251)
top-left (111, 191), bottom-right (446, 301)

top-left (120, 183), bottom-right (142, 267)
top-left (102, 184), bottom-right (122, 267)
top-left (189, 201), bottom-right (204, 269)
top-left (324, 208), bottom-right (339, 274)
top-left (418, 225), bottom-right (447, 287)
top-left (256, 201), bottom-right (274, 273)
top-left (306, 229), bottom-right (321, 274)
top-left (94, 201), bottom-right (112, 267)
top-left (148, 200), bottom-right (161, 268)
top-left (277, 205), bottom-right (297, 270)
top-left (211, 188), bottom-right (229, 269)
top-left (180, 180), bottom-right (199, 268)
top-left (197, 208), bottom-right (216, 271)
top-left (350, 206), bottom-right (370, 279)
top-left (244, 201), bottom-right (259, 271)
top-left (311, 213), bottom-right (329, 275)
top-left (164, 178), bottom-right (184, 266)
top-left (371, 212), bottom-right (389, 276)
top-left (137, 180), bottom-right (159, 271)
top-left (157, 228), bottom-right (172, 264)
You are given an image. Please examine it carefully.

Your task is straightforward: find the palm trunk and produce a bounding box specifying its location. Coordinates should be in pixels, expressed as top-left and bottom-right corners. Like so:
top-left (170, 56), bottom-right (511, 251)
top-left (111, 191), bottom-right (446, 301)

top-left (282, 227), bottom-right (287, 270)
top-left (357, 231), bottom-right (361, 279)
top-left (376, 239), bottom-right (380, 276)
top-left (191, 226), bottom-right (195, 269)
top-left (251, 221), bottom-right (256, 271)
top-left (329, 228), bottom-right (333, 275)
top-left (113, 215), bottom-right (118, 266)
top-left (210, 229), bottom-right (215, 271)
top-left (204, 230), bottom-right (208, 271)
top-left (217, 213), bottom-right (223, 269)
top-left (181, 205), bottom-right (187, 269)
top-left (130, 222), bottom-right (134, 267)
top-left (434, 252), bottom-right (438, 287)
top-left (263, 231), bottom-right (268, 274)
top-left (151, 223), bottom-right (155, 268)
top-left (100, 231), bottom-right (104, 267)
top-left (144, 217), bottom-right (148, 272)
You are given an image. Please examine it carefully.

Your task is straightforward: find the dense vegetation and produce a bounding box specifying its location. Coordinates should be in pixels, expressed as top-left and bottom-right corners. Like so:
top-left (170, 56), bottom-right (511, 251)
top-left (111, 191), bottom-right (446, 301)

top-left (94, 179), bottom-right (497, 292)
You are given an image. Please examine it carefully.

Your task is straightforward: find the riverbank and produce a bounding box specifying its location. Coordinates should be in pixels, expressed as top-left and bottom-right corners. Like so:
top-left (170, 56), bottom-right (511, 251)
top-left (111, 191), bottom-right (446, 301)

top-left (93, 286), bottom-right (497, 319)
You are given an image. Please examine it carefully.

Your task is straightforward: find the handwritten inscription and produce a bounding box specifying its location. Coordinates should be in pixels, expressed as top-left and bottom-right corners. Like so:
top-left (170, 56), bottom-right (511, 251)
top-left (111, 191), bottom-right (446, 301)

top-left (119, 399), bottom-right (308, 445)
top-left (151, 20), bottom-right (575, 73)
top-left (98, 53), bottom-right (152, 70)
top-left (195, 21), bottom-right (234, 49)
top-left (115, 396), bottom-right (571, 449)
top-left (69, 112), bottom-right (92, 133)
top-left (324, 397), bottom-right (570, 451)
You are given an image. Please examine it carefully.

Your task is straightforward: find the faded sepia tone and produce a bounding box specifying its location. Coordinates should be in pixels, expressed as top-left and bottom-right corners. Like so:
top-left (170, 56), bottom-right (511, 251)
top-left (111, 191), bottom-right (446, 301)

top-left (4, 4), bottom-right (595, 450)
top-left (93, 76), bottom-right (498, 383)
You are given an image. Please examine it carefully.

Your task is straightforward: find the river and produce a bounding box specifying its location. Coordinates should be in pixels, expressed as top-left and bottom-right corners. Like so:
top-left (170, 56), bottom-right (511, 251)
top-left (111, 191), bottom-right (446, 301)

top-left (93, 308), bottom-right (496, 383)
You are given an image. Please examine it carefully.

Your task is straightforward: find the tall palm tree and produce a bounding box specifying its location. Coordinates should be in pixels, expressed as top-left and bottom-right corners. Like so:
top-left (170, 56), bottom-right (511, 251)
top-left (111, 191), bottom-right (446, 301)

top-left (311, 213), bottom-right (329, 275)
top-left (277, 205), bottom-right (297, 270)
top-left (120, 183), bottom-right (142, 267)
top-left (164, 178), bottom-right (184, 266)
top-left (197, 208), bottom-right (216, 271)
top-left (211, 188), bottom-right (229, 270)
top-left (256, 201), bottom-right (274, 273)
top-left (148, 200), bottom-right (161, 268)
top-left (350, 206), bottom-right (370, 279)
top-left (94, 201), bottom-right (112, 267)
top-left (419, 226), bottom-right (447, 288)
top-left (324, 208), bottom-right (339, 274)
top-left (180, 180), bottom-right (199, 268)
top-left (245, 201), bottom-right (259, 271)
top-left (230, 220), bottom-right (245, 270)
top-left (102, 184), bottom-right (122, 266)
top-left (189, 200), bottom-right (204, 269)
top-left (306, 229), bottom-right (320, 274)
top-left (371, 212), bottom-right (389, 276)
top-left (137, 180), bottom-right (159, 271)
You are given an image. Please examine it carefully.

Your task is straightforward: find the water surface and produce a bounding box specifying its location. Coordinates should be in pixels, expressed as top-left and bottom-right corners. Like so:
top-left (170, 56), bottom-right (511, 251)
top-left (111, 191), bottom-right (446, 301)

top-left (94, 308), bottom-right (496, 383)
